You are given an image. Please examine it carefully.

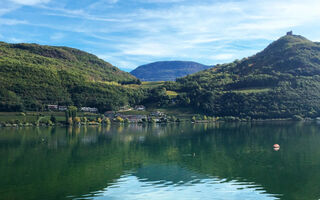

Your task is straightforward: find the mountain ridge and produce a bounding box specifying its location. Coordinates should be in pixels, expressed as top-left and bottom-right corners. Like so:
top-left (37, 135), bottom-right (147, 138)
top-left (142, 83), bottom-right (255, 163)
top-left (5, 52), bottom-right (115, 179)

top-left (0, 41), bottom-right (143, 111)
top-left (130, 61), bottom-right (212, 81)
top-left (165, 34), bottom-right (320, 119)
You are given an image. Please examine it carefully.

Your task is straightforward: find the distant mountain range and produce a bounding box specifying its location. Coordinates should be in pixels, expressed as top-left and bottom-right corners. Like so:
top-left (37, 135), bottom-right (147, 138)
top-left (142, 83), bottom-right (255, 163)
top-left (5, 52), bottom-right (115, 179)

top-left (130, 61), bottom-right (212, 81)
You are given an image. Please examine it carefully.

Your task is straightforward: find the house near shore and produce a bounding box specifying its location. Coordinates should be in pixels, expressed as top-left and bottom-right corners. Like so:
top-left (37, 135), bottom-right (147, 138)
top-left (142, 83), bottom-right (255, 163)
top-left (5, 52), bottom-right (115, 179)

top-left (80, 107), bottom-right (98, 113)
top-left (58, 106), bottom-right (67, 111)
top-left (105, 111), bottom-right (116, 118)
top-left (119, 105), bottom-right (132, 111)
top-left (48, 105), bottom-right (67, 111)
top-left (134, 105), bottom-right (146, 111)
top-left (48, 105), bottom-right (58, 110)
top-left (124, 115), bottom-right (147, 123)
top-left (150, 111), bottom-right (165, 117)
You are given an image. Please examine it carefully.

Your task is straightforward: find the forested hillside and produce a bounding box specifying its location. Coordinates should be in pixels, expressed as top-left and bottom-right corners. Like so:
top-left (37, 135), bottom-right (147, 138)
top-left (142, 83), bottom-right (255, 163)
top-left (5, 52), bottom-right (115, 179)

top-left (2, 34), bottom-right (320, 119)
top-left (165, 34), bottom-right (320, 119)
top-left (0, 42), bottom-right (143, 112)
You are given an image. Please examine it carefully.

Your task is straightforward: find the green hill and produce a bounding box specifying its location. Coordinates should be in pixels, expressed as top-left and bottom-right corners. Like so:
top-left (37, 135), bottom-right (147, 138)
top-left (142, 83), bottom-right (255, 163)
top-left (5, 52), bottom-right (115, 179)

top-left (0, 42), bottom-right (143, 112)
top-left (167, 34), bottom-right (320, 119)
top-left (130, 61), bottom-right (211, 81)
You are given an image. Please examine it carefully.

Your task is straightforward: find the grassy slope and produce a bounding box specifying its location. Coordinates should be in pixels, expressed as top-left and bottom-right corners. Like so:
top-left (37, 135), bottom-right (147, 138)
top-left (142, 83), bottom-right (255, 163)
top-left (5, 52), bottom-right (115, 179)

top-left (0, 42), bottom-right (136, 82)
top-left (171, 35), bottom-right (320, 118)
top-left (0, 42), bottom-right (143, 112)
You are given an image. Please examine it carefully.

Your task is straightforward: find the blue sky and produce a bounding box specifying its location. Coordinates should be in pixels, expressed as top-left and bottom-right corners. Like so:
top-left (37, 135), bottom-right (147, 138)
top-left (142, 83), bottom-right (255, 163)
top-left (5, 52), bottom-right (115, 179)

top-left (1, 0), bottom-right (320, 71)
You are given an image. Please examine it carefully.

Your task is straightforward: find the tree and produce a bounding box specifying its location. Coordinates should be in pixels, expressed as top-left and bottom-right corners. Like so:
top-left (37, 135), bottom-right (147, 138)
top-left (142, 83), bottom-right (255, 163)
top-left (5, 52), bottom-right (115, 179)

top-left (74, 117), bottom-right (81, 124)
top-left (68, 106), bottom-right (78, 119)
top-left (50, 115), bottom-right (57, 123)
top-left (68, 117), bottom-right (73, 125)
top-left (105, 118), bottom-right (111, 125)
top-left (191, 116), bottom-right (196, 122)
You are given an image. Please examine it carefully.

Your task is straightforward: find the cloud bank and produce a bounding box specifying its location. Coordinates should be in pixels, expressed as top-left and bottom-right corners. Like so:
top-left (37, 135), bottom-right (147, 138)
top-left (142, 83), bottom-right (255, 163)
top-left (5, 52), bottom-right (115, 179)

top-left (1, 0), bottom-right (320, 70)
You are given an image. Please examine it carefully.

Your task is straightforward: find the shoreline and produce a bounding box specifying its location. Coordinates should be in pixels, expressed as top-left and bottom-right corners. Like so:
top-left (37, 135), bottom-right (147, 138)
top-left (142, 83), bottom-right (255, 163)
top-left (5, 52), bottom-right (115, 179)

top-left (0, 118), bottom-right (317, 128)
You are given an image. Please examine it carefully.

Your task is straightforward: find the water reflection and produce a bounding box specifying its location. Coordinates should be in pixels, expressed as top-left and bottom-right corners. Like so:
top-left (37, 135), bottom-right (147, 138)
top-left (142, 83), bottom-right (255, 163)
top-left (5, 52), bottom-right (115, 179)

top-left (85, 174), bottom-right (277, 200)
top-left (0, 122), bottom-right (320, 200)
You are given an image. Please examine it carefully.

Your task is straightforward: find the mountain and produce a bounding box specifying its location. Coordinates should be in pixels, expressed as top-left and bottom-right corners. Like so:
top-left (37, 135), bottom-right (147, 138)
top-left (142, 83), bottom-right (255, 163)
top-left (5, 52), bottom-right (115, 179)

top-left (130, 61), bottom-right (211, 81)
top-left (0, 42), bottom-right (143, 112)
top-left (166, 34), bottom-right (320, 119)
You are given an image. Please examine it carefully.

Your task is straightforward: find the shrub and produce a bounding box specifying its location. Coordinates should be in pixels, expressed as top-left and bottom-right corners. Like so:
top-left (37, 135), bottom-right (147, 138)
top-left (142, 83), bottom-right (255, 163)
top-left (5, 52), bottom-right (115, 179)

top-left (170, 116), bottom-right (177, 122)
top-left (105, 118), bottom-right (111, 125)
top-left (191, 116), bottom-right (196, 122)
top-left (292, 115), bottom-right (303, 121)
top-left (115, 116), bottom-right (124, 123)
top-left (196, 115), bottom-right (202, 120)
top-left (97, 118), bottom-right (102, 123)
top-left (47, 120), bottom-right (53, 126)
top-left (74, 117), bottom-right (81, 123)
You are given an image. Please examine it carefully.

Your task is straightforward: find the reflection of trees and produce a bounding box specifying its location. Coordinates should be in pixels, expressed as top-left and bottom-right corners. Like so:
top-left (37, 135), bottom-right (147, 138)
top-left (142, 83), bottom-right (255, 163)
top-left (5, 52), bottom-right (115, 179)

top-left (0, 122), bottom-right (320, 200)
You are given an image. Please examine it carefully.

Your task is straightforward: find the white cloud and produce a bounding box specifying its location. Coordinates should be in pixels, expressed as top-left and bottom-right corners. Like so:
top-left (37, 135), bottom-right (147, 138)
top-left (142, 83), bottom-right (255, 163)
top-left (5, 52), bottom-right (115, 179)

top-left (0, 18), bottom-right (27, 25)
top-left (2, 0), bottom-right (320, 70)
top-left (41, 6), bottom-right (129, 22)
top-left (50, 32), bottom-right (64, 40)
top-left (96, 53), bottom-right (138, 70)
top-left (121, 42), bottom-right (176, 57)
top-left (105, 0), bottom-right (320, 68)
top-left (0, 1), bottom-right (20, 16)
top-left (9, 0), bottom-right (50, 6)
top-left (141, 0), bottom-right (185, 3)
top-left (210, 54), bottom-right (234, 61)
top-left (8, 37), bottom-right (24, 43)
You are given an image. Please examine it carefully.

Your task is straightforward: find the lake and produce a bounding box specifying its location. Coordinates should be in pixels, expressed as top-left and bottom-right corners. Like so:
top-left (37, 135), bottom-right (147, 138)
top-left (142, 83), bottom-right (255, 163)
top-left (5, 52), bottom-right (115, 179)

top-left (1, 122), bottom-right (320, 200)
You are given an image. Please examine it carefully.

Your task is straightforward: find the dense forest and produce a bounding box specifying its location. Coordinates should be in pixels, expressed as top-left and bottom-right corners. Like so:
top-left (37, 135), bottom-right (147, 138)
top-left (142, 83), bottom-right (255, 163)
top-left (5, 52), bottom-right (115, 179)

top-left (162, 34), bottom-right (320, 119)
top-left (0, 42), bottom-right (143, 112)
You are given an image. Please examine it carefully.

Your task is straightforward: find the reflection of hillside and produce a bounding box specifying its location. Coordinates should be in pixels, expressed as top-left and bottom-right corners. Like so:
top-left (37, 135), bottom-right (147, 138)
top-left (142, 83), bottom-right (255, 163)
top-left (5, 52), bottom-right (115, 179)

top-left (1, 122), bottom-right (320, 199)
top-left (98, 173), bottom-right (275, 200)
top-left (134, 164), bottom-right (208, 184)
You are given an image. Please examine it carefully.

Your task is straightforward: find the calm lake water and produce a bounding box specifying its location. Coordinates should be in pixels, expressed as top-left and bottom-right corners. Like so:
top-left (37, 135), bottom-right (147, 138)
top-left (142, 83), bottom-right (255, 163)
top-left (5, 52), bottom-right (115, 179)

top-left (1, 122), bottom-right (320, 200)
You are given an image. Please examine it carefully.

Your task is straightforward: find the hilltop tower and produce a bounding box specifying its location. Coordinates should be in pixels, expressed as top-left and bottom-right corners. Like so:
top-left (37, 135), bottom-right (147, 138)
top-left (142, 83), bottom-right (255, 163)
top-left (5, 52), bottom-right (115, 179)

top-left (286, 31), bottom-right (293, 36)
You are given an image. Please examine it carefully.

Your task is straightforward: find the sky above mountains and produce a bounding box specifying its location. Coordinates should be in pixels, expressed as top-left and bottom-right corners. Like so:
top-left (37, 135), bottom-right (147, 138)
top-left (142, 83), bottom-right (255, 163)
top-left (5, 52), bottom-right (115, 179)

top-left (1, 0), bottom-right (320, 71)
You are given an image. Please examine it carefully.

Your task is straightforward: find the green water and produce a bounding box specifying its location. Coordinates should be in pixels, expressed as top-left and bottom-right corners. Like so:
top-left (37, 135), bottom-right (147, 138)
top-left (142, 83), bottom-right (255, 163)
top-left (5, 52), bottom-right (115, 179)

top-left (1, 122), bottom-right (320, 200)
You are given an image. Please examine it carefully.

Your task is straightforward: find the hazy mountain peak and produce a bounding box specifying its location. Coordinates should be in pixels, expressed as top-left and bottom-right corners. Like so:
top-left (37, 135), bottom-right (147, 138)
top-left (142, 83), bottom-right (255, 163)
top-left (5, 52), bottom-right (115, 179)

top-left (130, 61), bottom-right (212, 81)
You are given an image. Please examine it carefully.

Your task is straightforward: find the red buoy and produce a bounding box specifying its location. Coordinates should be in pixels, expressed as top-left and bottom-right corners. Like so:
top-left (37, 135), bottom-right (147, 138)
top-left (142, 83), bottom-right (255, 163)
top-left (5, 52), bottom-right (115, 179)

top-left (273, 144), bottom-right (280, 148)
